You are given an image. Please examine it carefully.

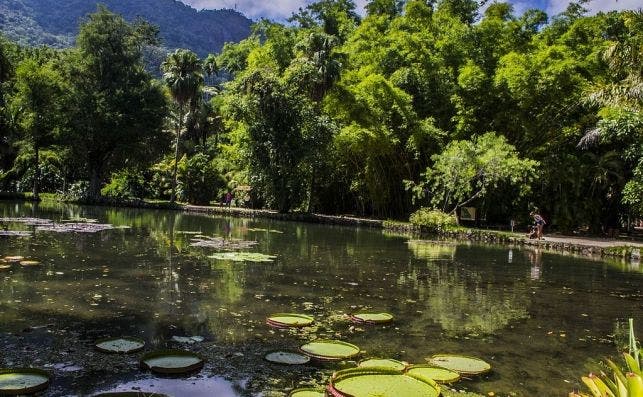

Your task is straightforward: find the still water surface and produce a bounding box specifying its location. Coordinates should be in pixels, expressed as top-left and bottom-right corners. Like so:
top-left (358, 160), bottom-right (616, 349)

top-left (0, 201), bottom-right (641, 396)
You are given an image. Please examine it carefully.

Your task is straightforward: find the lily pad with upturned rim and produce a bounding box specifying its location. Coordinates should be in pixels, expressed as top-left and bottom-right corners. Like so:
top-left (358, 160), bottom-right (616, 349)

top-left (95, 337), bottom-right (145, 354)
top-left (350, 313), bottom-right (393, 324)
top-left (0, 368), bottom-right (51, 395)
top-left (299, 340), bottom-right (360, 361)
top-left (140, 350), bottom-right (204, 374)
top-left (425, 354), bottom-right (491, 376)
top-left (267, 313), bottom-right (314, 328)
top-left (358, 358), bottom-right (407, 371)
top-left (405, 364), bottom-right (461, 383)
top-left (327, 367), bottom-right (440, 397)
top-left (0, 264), bottom-right (11, 270)
top-left (289, 388), bottom-right (325, 397)
top-left (264, 351), bottom-right (311, 365)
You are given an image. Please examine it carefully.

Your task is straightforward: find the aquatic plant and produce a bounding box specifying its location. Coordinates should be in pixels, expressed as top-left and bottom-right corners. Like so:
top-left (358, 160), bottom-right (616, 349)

top-left (191, 236), bottom-right (258, 250)
top-left (208, 252), bottom-right (276, 262)
top-left (572, 319), bottom-right (642, 397)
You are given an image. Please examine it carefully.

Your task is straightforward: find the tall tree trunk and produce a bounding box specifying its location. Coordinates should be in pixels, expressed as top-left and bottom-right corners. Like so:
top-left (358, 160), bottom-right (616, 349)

top-left (89, 165), bottom-right (102, 200)
top-left (32, 144), bottom-right (40, 201)
top-left (170, 106), bottom-right (184, 203)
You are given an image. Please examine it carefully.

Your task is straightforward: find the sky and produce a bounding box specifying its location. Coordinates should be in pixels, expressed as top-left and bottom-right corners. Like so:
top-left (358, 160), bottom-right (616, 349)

top-left (181, 0), bottom-right (641, 21)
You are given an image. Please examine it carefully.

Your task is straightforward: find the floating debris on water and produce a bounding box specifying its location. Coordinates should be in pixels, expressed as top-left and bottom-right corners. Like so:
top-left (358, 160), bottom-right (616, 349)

top-left (0, 230), bottom-right (32, 237)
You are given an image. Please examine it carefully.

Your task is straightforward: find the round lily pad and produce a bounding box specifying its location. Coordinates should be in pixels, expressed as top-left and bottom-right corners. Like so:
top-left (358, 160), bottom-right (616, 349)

top-left (299, 340), bottom-right (360, 361)
top-left (95, 337), bottom-right (145, 354)
top-left (4, 256), bottom-right (24, 262)
top-left (140, 350), bottom-right (204, 374)
top-left (350, 313), bottom-right (393, 324)
top-left (0, 264), bottom-right (11, 270)
top-left (0, 368), bottom-right (51, 395)
top-left (358, 358), bottom-right (407, 371)
top-left (425, 354), bottom-right (491, 376)
top-left (405, 364), bottom-right (461, 383)
top-left (264, 351), bottom-right (311, 365)
top-left (19, 260), bottom-right (41, 267)
top-left (328, 368), bottom-right (440, 397)
top-left (289, 388), bottom-right (325, 397)
top-left (267, 313), bottom-right (314, 328)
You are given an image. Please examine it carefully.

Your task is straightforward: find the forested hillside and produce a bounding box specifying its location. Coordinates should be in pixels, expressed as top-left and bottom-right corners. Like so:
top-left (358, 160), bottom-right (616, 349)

top-left (0, 1), bottom-right (641, 234)
top-left (0, 0), bottom-right (252, 55)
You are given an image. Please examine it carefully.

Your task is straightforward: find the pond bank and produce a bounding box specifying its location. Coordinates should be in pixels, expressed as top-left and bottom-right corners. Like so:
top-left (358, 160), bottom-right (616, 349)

top-left (2, 193), bottom-right (641, 261)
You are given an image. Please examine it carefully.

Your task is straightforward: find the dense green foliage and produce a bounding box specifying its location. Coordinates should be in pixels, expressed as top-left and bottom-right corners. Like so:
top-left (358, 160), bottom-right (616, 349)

top-left (0, 0), bottom-right (251, 56)
top-left (409, 208), bottom-right (458, 232)
top-left (0, 1), bottom-right (641, 233)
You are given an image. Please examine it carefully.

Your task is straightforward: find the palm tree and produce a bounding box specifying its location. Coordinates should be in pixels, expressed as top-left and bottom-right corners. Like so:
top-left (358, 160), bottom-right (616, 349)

top-left (161, 49), bottom-right (203, 203)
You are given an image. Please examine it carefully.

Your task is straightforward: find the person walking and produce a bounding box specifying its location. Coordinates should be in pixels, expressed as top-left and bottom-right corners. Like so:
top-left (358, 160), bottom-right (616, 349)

top-left (530, 210), bottom-right (546, 240)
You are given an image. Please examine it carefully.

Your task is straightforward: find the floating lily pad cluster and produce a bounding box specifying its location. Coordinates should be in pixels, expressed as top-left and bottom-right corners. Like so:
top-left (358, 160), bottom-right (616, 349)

top-left (1, 256), bottom-right (42, 270)
top-left (0, 230), bottom-right (31, 237)
top-left (247, 228), bottom-right (283, 234)
top-left (209, 252), bottom-right (277, 262)
top-left (190, 235), bottom-right (258, 250)
top-left (0, 217), bottom-right (118, 234)
top-left (273, 309), bottom-right (492, 396)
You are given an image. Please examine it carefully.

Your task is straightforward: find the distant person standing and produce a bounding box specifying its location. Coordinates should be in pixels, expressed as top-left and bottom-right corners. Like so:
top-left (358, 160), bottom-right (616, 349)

top-left (225, 191), bottom-right (233, 207)
top-left (530, 210), bottom-right (546, 240)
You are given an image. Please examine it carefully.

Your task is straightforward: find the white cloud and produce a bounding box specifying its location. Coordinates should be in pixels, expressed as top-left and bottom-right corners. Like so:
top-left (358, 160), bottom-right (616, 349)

top-left (182, 0), bottom-right (369, 21)
top-left (546, 0), bottom-right (642, 16)
top-left (182, 0), bottom-right (640, 21)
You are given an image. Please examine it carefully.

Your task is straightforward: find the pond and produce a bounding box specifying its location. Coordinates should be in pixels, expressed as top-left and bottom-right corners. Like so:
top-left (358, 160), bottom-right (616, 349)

top-left (0, 201), bottom-right (641, 396)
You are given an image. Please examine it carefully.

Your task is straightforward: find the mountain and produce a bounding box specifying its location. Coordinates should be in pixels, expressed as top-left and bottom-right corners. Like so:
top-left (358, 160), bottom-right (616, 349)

top-left (0, 0), bottom-right (253, 56)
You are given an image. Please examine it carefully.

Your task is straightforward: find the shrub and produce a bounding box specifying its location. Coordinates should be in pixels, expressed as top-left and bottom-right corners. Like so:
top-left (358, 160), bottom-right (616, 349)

top-left (101, 169), bottom-right (148, 199)
top-left (178, 153), bottom-right (225, 205)
top-left (409, 208), bottom-right (458, 233)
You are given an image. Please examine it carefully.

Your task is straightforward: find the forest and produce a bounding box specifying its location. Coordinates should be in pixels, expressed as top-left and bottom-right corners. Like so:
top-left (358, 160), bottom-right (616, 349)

top-left (0, 0), bottom-right (641, 233)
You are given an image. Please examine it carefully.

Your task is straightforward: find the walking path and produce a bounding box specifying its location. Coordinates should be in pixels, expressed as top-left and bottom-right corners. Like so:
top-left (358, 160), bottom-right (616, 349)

top-left (541, 235), bottom-right (643, 248)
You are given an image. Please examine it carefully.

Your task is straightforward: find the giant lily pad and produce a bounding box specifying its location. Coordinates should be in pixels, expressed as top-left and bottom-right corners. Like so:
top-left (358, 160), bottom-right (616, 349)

top-left (0, 263), bottom-right (11, 271)
top-left (425, 354), bottom-right (491, 376)
top-left (95, 337), bottom-right (145, 354)
top-left (267, 313), bottom-right (314, 328)
top-left (19, 260), bottom-right (41, 267)
top-left (0, 368), bottom-right (51, 395)
top-left (209, 252), bottom-right (276, 262)
top-left (327, 368), bottom-right (440, 397)
top-left (264, 351), bottom-right (311, 365)
top-left (140, 350), bottom-right (204, 374)
top-left (299, 340), bottom-right (360, 361)
top-left (358, 358), bottom-right (407, 371)
top-left (4, 256), bottom-right (24, 262)
top-left (350, 313), bottom-right (393, 324)
top-left (289, 388), bottom-right (325, 397)
top-left (405, 364), bottom-right (461, 383)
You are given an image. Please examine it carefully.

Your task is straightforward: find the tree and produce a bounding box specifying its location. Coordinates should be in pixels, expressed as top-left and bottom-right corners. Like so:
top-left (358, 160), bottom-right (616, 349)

top-left (580, 10), bottom-right (642, 217)
top-left (161, 49), bottom-right (204, 203)
top-left (66, 7), bottom-right (168, 199)
top-left (231, 70), bottom-right (332, 212)
top-left (416, 132), bottom-right (538, 215)
top-left (10, 58), bottom-right (66, 199)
